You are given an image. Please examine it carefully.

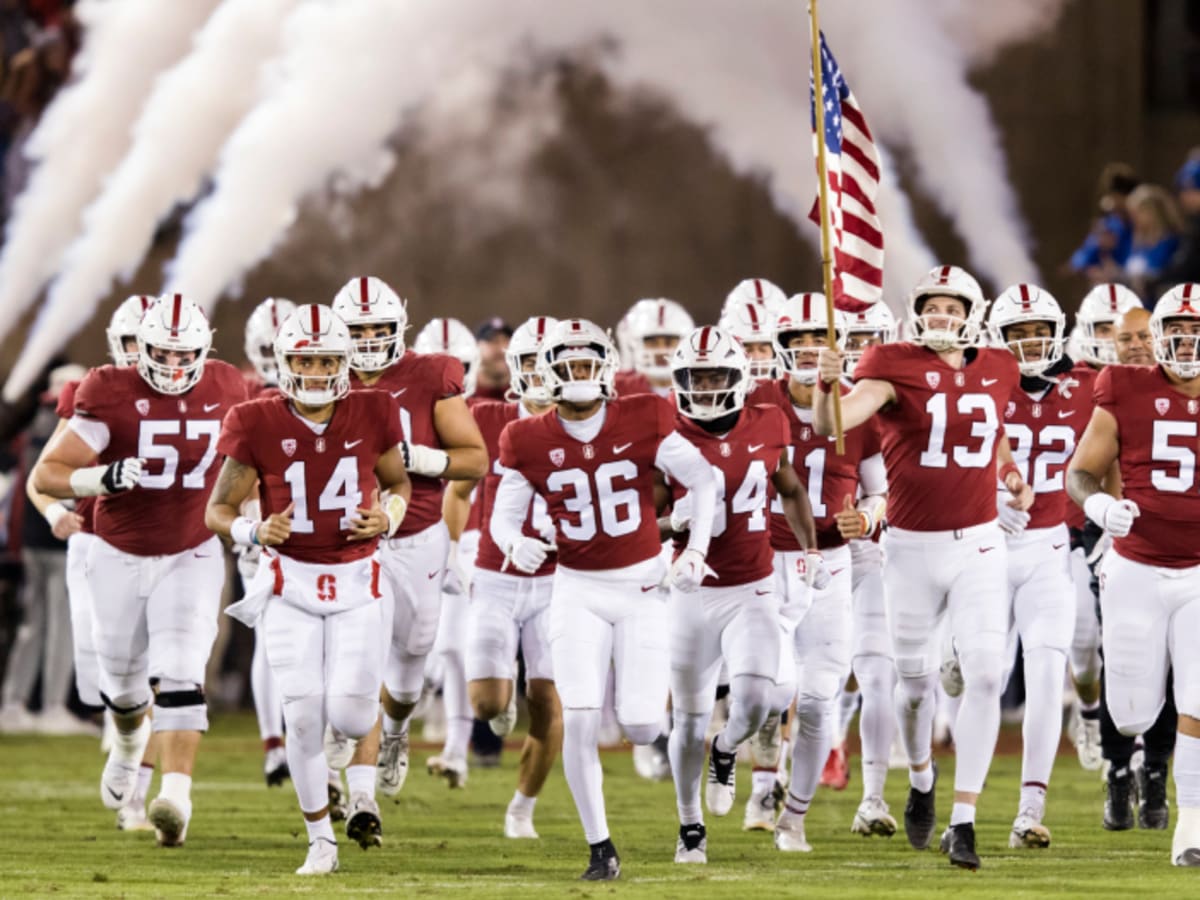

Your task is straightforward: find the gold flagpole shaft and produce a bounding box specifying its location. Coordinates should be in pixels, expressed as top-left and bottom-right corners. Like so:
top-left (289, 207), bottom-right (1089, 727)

top-left (808, 0), bottom-right (845, 455)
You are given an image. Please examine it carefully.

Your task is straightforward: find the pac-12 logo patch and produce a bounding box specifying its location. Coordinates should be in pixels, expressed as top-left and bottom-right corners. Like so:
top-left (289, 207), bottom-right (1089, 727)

top-left (135, 399), bottom-right (150, 416)
top-left (549, 448), bottom-right (565, 467)
top-left (1155, 398), bottom-right (1170, 416)
top-left (281, 439), bottom-right (297, 457)
top-left (925, 372), bottom-right (940, 389)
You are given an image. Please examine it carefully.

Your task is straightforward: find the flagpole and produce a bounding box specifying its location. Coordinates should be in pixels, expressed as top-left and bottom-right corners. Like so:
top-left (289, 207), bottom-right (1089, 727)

top-left (808, 0), bottom-right (845, 455)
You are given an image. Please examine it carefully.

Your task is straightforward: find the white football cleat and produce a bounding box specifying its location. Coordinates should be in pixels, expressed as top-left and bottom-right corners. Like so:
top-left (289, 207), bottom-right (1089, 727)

top-left (1075, 716), bottom-right (1103, 772)
top-left (489, 688), bottom-right (518, 738)
top-left (345, 792), bottom-right (383, 849)
top-left (148, 796), bottom-right (190, 847)
top-left (427, 754), bottom-right (468, 788)
top-left (774, 812), bottom-right (813, 852)
top-left (632, 739), bottom-right (671, 782)
top-left (377, 730), bottom-right (410, 797)
top-left (323, 724), bottom-right (356, 771)
top-left (1172, 808), bottom-right (1200, 866)
top-left (674, 824), bottom-right (707, 864)
top-left (851, 796), bottom-right (897, 837)
top-left (743, 786), bottom-right (780, 831)
top-left (296, 837), bottom-right (339, 875)
top-left (1009, 811), bottom-right (1051, 849)
top-left (116, 801), bottom-right (153, 832)
top-left (504, 811), bottom-right (539, 839)
top-left (264, 745), bottom-right (290, 787)
top-left (100, 719), bottom-right (151, 810)
top-left (705, 738), bottom-right (737, 817)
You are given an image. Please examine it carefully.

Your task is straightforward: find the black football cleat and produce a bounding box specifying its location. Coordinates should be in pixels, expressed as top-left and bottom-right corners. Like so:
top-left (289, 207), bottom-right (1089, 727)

top-left (904, 766), bottom-right (937, 850)
top-left (1103, 766), bottom-right (1136, 831)
top-left (1138, 765), bottom-right (1170, 830)
top-left (581, 839), bottom-right (621, 881)
top-left (940, 822), bottom-right (981, 871)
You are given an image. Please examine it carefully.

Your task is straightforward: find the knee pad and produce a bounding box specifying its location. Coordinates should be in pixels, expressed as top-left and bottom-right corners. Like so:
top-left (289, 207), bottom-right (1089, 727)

top-left (620, 721), bottom-right (661, 746)
top-left (671, 711), bottom-right (709, 746)
top-left (895, 671), bottom-right (937, 709)
top-left (100, 689), bottom-right (151, 720)
top-left (959, 649), bottom-right (1003, 698)
top-left (384, 653), bottom-right (426, 702)
top-left (327, 695), bottom-right (379, 740)
top-left (282, 694), bottom-right (325, 746)
top-left (853, 654), bottom-right (895, 696)
top-left (153, 678), bottom-right (208, 733)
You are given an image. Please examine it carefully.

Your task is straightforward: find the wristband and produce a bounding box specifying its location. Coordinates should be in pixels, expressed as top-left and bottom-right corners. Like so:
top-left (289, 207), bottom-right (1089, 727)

top-left (857, 510), bottom-right (873, 537)
top-left (1082, 492), bottom-right (1115, 528)
top-left (383, 493), bottom-right (408, 538)
top-left (998, 462), bottom-right (1020, 485)
top-left (231, 516), bottom-right (262, 547)
top-left (44, 502), bottom-right (69, 529)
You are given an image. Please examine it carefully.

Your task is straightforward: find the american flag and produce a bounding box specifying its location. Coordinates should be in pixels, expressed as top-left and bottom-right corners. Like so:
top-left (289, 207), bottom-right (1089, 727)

top-left (808, 31), bottom-right (883, 313)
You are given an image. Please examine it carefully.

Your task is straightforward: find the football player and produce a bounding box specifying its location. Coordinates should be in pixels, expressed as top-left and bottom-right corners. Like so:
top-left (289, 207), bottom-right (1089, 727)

top-left (207, 304), bottom-right (411, 876)
top-left (490, 318), bottom-right (717, 880)
top-left (720, 277), bottom-right (788, 320)
top-left (613, 298), bottom-right (694, 397)
top-left (987, 284), bottom-right (1094, 848)
top-left (1075, 283), bottom-right (1145, 368)
top-left (33, 293), bottom-right (248, 847)
top-left (751, 295), bottom-right (886, 852)
top-left (663, 326), bottom-right (820, 864)
top-left (413, 316), bottom-right (483, 784)
top-left (1067, 283), bottom-right (1200, 867)
top-left (329, 277), bottom-right (486, 846)
top-left (718, 297), bottom-right (780, 386)
top-left (814, 266), bottom-right (1033, 870)
top-left (444, 315), bottom-right (563, 838)
top-left (241, 296), bottom-right (297, 789)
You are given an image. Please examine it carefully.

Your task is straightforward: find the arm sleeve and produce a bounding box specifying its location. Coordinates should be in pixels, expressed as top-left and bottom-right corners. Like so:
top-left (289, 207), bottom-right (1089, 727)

top-left (654, 430), bottom-right (717, 556)
top-left (857, 452), bottom-right (887, 497)
top-left (489, 467), bottom-right (536, 554)
top-left (69, 371), bottom-right (111, 452)
top-left (68, 416), bottom-right (110, 454)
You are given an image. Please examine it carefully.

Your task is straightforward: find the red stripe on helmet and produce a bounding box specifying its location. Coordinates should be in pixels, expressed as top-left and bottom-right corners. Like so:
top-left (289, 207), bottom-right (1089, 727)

top-left (310, 304), bottom-right (321, 337)
top-left (270, 301), bottom-right (279, 329)
top-left (359, 277), bottom-right (370, 314)
top-left (139, 295), bottom-right (152, 312)
top-left (657, 302), bottom-right (665, 327)
top-left (746, 303), bottom-right (759, 327)
top-left (442, 318), bottom-right (449, 348)
top-left (169, 294), bottom-right (182, 338)
top-left (937, 266), bottom-right (951, 284)
top-left (700, 325), bottom-right (712, 348)
top-left (1019, 284), bottom-right (1032, 310)
top-left (1108, 284), bottom-right (1118, 312)
top-left (536, 317), bottom-right (546, 340)
top-left (753, 279), bottom-right (764, 299)
top-left (1184, 284), bottom-right (1196, 301)
top-left (802, 294), bottom-right (812, 321)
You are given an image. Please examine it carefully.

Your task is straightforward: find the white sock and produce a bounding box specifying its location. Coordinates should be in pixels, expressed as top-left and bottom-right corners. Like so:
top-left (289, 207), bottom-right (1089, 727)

top-left (346, 764), bottom-right (375, 797)
top-left (1019, 783), bottom-right (1047, 819)
top-left (134, 764), bottom-right (154, 805)
top-left (953, 651), bottom-right (1002, 795)
top-left (159, 772), bottom-right (192, 818)
top-left (788, 696), bottom-right (832, 812)
top-left (854, 655), bottom-right (896, 801)
top-left (304, 814), bottom-right (335, 843)
top-left (909, 765), bottom-right (934, 793)
top-left (950, 801), bottom-right (975, 826)
top-left (836, 688), bottom-right (861, 745)
top-left (508, 790), bottom-right (536, 817)
top-left (1020, 648), bottom-right (1065, 791)
top-left (667, 712), bottom-right (709, 825)
top-left (561, 708), bottom-right (608, 844)
top-left (444, 717), bottom-right (472, 762)
top-left (1174, 732), bottom-right (1200, 808)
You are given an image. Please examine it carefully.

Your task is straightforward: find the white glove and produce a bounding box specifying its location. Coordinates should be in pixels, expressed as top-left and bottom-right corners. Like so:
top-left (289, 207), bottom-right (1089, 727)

top-left (504, 535), bottom-right (556, 574)
top-left (1083, 493), bottom-right (1140, 538)
top-left (803, 550), bottom-right (831, 591)
top-left (669, 548), bottom-right (715, 593)
top-left (996, 493), bottom-right (1031, 536)
top-left (443, 541), bottom-right (470, 596)
top-left (669, 494), bottom-right (693, 533)
top-left (68, 457), bottom-right (144, 497)
top-left (401, 441), bottom-right (450, 477)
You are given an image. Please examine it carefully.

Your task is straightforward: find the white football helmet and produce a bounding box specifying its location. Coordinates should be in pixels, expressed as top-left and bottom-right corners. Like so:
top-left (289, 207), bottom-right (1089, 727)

top-left (671, 326), bottom-right (750, 421)
top-left (244, 297), bottom-right (297, 386)
top-left (413, 317), bottom-right (480, 397)
top-left (722, 277), bottom-right (788, 318)
top-left (536, 318), bottom-right (618, 404)
top-left (1150, 283), bottom-right (1200, 379)
top-left (274, 304), bottom-right (352, 406)
top-left (987, 284), bottom-right (1066, 377)
top-left (330, 275), bottom-right (408, 371)
top-left (773, 292), bottom-right (834, 384)
top-left (106, 295), bottom-right (154, 367)
top-left (506, 315), bottom-right (558, 405)
top-left (719, 297), bottom-right (778, 383)
top-left (624, 298), bottom-right (695, 379)
top-left (136, 293), bottom-right (213, 395)
top-left (837, 303), bottom-right (898, 377)
top-left (1076, 283), bottom-right (1143, 366)
top-left (908, 265), bottom-right (987, 351)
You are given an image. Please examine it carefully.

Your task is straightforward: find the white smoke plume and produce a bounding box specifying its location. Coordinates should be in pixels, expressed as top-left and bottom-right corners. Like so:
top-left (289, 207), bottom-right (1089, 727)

top-left (928, 0), bottom-right (1072, 69)
top-left (0, 0), bottom-right (217, 347)
top-left (3, 0), bottom-right (299, 400)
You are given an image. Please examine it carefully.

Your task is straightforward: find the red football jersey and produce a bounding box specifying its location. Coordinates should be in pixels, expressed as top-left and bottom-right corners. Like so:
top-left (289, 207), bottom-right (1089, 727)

top-left (55, 379), bottom-right (94, 534)
top-left (244, 373), bottom-right (282, 401)
top-left (854, 343), bottom-right (1019, 532)
top-left (473, 400), bottom-right (555, 577)
top-left (349, 350), bottom-right (465, 538)
top-left (219, 391), bottom-right (404, 564)
top-left (749, 379), bottom-right (881, 550)
top-left (1002, 367), bottom-right (1095, 530)
top-left (72, 361), bottom-right (248, 556)
top-left (498, 394), bottom-right (676, 571)
top-left (1095, 365), bottom-right (1200, 568)
top-left (670, 404), bottom-right (788, 586)
top-left (614, 370), bottom-right (654, 397)
top-left (463, 395), bottom-right (489, 534)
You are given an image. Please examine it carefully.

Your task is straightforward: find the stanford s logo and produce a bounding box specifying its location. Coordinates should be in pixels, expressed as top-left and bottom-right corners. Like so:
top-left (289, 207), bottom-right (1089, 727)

top-left (135, 399), bottom-right (150, 416)
top-left (720, 442), bottom-right (731, 457)
top-left (1155, 398), bottom-right (1170, 416)
top-left (281, 439), bottom-right (297, 457)
top-left (1032, 403), bottom-right (1042, 419)
top-left (925, 372), bottom-right (940, 389)
top-left (953, 372), bottom-right (965, 387)
top-left (582, 444), bottom-right (595, 460)
top-left (549, 448), bottom-right (565, 467)
top-left (316, 573), bottom-right (337, 603)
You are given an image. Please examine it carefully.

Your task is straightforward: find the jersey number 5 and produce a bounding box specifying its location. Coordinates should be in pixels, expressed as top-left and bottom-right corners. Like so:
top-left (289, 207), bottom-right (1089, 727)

top-left (137, 420), bottom-right (220, 490)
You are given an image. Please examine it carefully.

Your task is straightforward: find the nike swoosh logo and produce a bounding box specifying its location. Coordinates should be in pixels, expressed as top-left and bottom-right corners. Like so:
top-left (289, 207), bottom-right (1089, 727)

top-left (641, 584), bottom-right (658, 593)
top-left (748, 444), bottom-right (765, 453)
top-left (344, 440), bottom-right (363, 449)
top-left (427, 571), bottom-right (440, 580)
top-left (614, 442), bottom-right (633, 454)
top-left (755, 589), bottom-right (771, 595)
top-left (203, 403), bottom-right (221, 412)
top-left (981, 378), bottom-right (999, 386)
top-left (390, 389), bottom-right (407, 398)
top-left (1057, 411), bottom-right (1075, 419)
top-left (979, 546), bottom-right (996, 554)
top-left (830, 568), bottom-right (845, 576)
top-left (106, 785), bottom-right (123, 802)
top-left (1052, 543), bottom-right (1066, 550)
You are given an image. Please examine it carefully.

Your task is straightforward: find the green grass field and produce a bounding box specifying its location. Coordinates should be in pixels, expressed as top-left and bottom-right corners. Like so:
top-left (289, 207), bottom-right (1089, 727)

top-left (0, 713), bottom-right (1192, 898)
